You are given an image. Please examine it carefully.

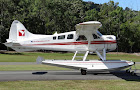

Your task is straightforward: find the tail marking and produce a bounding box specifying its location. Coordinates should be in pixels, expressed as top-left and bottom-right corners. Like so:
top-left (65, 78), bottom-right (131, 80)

top-left (19, 30), bottom-right (25, 36)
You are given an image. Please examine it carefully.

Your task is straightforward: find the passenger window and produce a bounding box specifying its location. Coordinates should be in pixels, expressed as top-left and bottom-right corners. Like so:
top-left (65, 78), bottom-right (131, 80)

top-left (76, 35), bottom-right (87, 41)
top-left (67, 34), bottom-right (73, 39)
top-left (53, 36), bottom-right (56, 40)
top-left (93, 34), bottom-right (100, 39)
top-left (58, 35), bottom-right (65, 39)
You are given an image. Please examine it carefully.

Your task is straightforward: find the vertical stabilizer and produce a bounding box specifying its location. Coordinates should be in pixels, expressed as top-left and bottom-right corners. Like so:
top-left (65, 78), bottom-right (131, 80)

top-left (7, 20), bottom-right (33, 42)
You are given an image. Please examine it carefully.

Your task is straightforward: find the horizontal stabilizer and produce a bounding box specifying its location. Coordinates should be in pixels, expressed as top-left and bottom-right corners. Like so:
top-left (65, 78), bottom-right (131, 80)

top-left (3, 42), bottom-right (21, 47)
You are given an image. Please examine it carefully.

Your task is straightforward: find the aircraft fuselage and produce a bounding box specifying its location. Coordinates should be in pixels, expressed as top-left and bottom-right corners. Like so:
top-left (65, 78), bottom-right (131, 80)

top-left (5, 31), bottom-right (116, 52)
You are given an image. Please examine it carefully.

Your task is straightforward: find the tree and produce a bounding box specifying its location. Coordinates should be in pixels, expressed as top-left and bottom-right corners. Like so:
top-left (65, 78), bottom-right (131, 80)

top-left (0, 0), bottom-right (140, 52)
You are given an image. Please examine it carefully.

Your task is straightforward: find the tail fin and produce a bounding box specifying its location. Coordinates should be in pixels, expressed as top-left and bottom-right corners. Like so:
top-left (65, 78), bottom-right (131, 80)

top-left (7, 20), bottom-right (33, 42)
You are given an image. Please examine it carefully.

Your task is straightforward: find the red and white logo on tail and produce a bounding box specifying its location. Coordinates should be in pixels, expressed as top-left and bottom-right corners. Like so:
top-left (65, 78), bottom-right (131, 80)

top-left (19, 30), bottom-right (25, 36)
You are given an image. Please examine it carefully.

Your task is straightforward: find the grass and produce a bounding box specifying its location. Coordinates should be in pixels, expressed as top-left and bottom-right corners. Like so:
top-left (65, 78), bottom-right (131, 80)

top-left (0, 64), bottom-right (71, 71)
top-left (0, 51), bottom-right (139, 71)
top-left (0, 52), bottom-right (74, 62)
top-left (106, 53), bottom-right (140, 62)
top-left (0, 51), bottom-right (140, 62)
top-left (0, 80), bottom-right (140, 90)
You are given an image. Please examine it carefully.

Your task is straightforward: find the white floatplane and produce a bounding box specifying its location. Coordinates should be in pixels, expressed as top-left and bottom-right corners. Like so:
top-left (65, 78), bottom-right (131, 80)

top-left (4, 20), bottom-right (136, 75)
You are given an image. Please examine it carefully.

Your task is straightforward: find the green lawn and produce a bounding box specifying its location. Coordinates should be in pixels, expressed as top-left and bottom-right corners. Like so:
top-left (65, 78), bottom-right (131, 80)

top-left (0, 64), bottom-right (71, 71)
top-left (0, 80), bottom-right (139, 90)
top-left (0, 52), bottom-right (139, 71)
top-left (0, 52), bottom-right (139, 62)
top-left (0, 52), bottom-right (74, 62)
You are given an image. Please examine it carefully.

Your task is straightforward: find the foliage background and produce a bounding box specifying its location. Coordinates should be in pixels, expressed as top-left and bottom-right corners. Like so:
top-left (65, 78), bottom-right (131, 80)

top-left (0, 0), bottom-right (140, 52)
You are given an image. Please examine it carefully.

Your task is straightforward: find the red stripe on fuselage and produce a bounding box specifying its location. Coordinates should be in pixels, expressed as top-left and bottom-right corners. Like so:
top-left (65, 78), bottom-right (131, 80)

top-left (23, 40), bottom-right (116, 46)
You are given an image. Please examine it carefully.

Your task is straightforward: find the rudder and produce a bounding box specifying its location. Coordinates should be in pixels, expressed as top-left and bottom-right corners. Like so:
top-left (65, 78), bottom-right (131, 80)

top-left (7, 20), bottom-right (33, 42)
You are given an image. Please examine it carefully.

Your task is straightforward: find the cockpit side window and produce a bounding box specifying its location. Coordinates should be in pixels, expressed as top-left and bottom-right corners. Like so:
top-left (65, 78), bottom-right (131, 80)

top-left (93, 31), bottom-right (102, 39)
top-left (93, 34), bottom-right (100, 39)
top-left (97, 31), bottom-right (102, 37)
top-left (76, 35), bottom-right (87, 41)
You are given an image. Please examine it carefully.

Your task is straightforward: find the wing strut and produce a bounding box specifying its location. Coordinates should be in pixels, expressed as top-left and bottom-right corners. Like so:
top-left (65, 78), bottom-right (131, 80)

top-left (72, 51), bottom-right (89, 61)
top-left (72, 51), bottom-right (78, 61)
top-left (95, 48), bottom-right (106, 61)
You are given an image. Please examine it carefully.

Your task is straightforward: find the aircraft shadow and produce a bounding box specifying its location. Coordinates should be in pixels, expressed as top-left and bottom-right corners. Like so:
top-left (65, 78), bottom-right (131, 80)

top-left (32, 72), bottom-right (48, 75)
top-left (0, 52), bottom-right (23, 55)
top-left (85, 70), bottom-right (140, 81)
top-left (31, 70), bottom-right (140, 81)
top-left (110, 70), bottom-right (140, 81)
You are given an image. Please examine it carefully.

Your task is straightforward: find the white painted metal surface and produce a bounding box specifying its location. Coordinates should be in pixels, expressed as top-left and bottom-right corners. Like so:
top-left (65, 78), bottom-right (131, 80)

top-left (4, 20), bottom-right (116, 53)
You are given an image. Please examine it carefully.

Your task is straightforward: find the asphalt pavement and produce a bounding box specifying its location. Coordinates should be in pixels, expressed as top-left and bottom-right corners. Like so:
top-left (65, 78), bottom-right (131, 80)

top-left (0, 62), bottom-right (140, 81)
top-left (0, 70), bottom-right (139, 81)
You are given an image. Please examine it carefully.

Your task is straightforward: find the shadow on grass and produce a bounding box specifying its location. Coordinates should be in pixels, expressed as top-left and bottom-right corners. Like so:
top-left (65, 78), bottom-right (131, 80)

top-left (0, 52), bottom-right (24, 55)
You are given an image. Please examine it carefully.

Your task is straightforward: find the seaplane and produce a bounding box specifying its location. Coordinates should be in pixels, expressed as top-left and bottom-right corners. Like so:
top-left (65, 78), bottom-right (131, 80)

top-left (4, 20), bottom-right (136, 75)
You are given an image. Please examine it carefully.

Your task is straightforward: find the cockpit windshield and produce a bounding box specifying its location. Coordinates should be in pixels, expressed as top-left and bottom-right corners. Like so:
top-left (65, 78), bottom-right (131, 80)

top-left (97, 31), bottom-right (102, 37)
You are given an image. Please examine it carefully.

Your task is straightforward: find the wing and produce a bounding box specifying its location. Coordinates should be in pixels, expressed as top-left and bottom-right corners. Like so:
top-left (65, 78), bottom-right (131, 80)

top-left (75, 21), bottom-right (102, 33)
top-left (75, 21), bottom-right (102, 41)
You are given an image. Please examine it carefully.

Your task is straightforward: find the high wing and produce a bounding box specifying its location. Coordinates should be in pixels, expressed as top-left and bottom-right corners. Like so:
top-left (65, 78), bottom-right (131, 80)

top-left (76, 21), bottom-right (101, 37)
top-left (75, 21), bottom-right (102, 31)
top-left (75, 21), bottom-right (102, 42)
